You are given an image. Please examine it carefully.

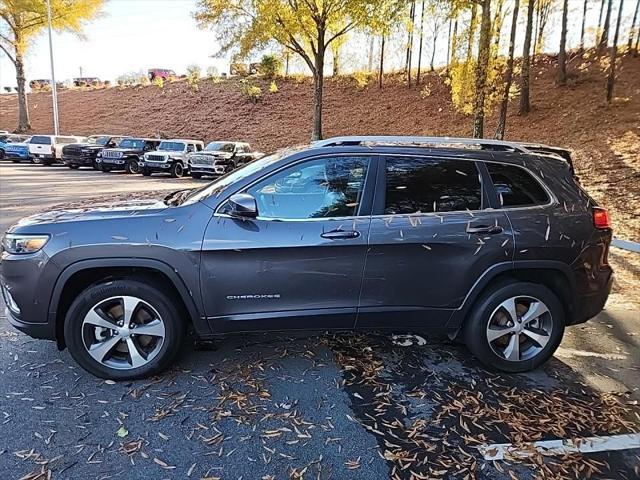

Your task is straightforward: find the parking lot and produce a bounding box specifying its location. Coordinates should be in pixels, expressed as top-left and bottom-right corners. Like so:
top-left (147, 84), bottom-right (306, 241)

top-left (1, 162), bottom-right (639, 479)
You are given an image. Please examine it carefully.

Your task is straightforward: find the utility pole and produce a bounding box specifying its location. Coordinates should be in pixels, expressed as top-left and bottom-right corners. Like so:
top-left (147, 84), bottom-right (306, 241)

top-left (46, 0), bottom-right (60, 135)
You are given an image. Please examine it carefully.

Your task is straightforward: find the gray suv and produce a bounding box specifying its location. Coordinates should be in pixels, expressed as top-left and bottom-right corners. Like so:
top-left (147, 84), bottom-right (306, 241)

top-left (0, 136), bottom-right (613, 380)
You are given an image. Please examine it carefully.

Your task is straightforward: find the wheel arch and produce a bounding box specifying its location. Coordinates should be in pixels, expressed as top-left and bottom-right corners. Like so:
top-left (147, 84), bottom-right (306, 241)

top-left (50, 258), bottom-right (203, 349)
top-left (447, 261), bottom-right (577, 331)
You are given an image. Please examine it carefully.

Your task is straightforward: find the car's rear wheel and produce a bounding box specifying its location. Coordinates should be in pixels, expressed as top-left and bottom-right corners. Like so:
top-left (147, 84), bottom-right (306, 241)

top-left (64, 279), bottom-right (185, 380)
top-left (170, 162), bottom-right (184, 178)
top-left (141, 168), bottom-right (151, 176)
top-left (125, 159), bottom-right (139, 174)
top-left (191, 172), bottom-right (202, 179)
top-left (69, 164), bottom-right (80, 169)
top-left (31, 157), bottom-right (42, 165)
top-left (463, 282), bottom-right (564, 372)
top-left (101, 166), bottom-right (112, 173)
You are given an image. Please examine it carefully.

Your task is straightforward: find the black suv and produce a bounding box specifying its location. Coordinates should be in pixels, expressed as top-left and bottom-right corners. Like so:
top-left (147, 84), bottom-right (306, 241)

top-left (0, 136), bottom-right (613, 380)
top-left (62, 135), bottom-right (124, 170)
top-left (99, 137), bottom-right (160, 174)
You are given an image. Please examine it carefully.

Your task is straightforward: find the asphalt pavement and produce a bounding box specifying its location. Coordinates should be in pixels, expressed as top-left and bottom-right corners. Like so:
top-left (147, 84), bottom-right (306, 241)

top-left (0, 162), bottom-right (639, 480)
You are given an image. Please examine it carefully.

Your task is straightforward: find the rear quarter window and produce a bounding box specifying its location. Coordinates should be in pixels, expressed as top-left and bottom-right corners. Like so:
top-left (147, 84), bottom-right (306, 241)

top-left (487, 162), bottom-right (549, 207)
top-left (30, 136), bottom-right (52, 145)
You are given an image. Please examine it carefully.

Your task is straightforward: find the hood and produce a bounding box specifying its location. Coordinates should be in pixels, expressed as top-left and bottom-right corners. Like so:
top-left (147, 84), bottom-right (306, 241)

top-left (103, 147), bottom-right (139, 154)
top-left (65, 143), bottom-right (104, 150)
top-left (10, 199), bottom-right (168, 230)
top-left (195, 150), bottom-right (232, 157)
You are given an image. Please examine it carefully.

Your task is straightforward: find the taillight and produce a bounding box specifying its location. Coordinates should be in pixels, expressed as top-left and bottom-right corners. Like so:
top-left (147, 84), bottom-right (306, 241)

top-left (593, 207), bottom-right (611, 229)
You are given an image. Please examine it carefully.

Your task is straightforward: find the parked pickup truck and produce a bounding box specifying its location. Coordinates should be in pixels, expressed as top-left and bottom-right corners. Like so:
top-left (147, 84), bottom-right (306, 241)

top-left (4, 138), bottom-right (31, 162)
top-left (0, 134), bottom-right (30, 160)
top-left (63, 135), bottom-right (124, 170)
top-left (29, 135), bottom-right (85, 165)
top-left (99, 137), bottom-right (161, 174)
top-left (139, 139), bottom-right (204, 178)
top-left (187, 141), bottom-right (262, 179)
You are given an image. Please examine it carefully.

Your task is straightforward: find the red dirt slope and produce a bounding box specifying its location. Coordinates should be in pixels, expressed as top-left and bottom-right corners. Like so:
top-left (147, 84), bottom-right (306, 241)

top-left (1, 55), bottom-right (638, 240)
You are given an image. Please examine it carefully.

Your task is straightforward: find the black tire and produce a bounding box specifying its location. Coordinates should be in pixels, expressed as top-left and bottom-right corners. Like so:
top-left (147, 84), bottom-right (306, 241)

top-left (170, 162), bottom-right (184, 178)
top-left (101, 166), bottom-right (112, 172)
top-left (191, 172), bottom-right (202, 179)
top-left (125, 159), bottom-right (140, 174)
top-left (463, 282), bottom-right (564, 373)
top-left (225, 161), bottom-right (236, 173)
top-left (64, 279), bottom-right (186, 380)
top-left (141, 168), bottom-right (151, 176)
top-left (0, 150), bottom-right (5, 159)
top-left (69, 164), bottom-right (80, 169)
top-left (31, 156), bottom-right (42, 165)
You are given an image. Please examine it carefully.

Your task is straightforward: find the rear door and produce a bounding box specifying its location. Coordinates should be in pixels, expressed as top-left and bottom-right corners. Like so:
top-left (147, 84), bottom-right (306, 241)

top-left (201, 154), bottom-right (376, 332)
top-left (357, 154), bottom-right (515, 329)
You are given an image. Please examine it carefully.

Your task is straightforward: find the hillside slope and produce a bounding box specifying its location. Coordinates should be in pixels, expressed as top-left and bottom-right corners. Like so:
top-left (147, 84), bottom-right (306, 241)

top-left (1, 55), bottom-right (639, 240)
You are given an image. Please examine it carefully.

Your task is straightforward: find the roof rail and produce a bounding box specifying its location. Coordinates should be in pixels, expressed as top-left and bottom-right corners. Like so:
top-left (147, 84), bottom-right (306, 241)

top-left (313, 135), bottom-right (530, 152)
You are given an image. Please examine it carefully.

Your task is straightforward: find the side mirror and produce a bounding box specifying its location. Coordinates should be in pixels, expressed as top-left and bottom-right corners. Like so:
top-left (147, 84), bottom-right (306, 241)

top-left (228, 193), bottom-right (257, 219)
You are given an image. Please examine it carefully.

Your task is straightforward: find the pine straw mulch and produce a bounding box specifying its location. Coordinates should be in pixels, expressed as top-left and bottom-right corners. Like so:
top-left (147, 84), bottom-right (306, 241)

top-left (325, 333), bottom-right (640, 480)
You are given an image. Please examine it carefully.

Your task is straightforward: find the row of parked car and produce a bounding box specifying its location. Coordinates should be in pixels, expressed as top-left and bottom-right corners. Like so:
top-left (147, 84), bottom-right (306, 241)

top-left (0, 133), bottom-right (263, 179)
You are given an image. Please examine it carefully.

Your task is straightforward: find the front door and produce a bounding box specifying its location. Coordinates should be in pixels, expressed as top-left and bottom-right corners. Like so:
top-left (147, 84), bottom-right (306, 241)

top-left (201, 154), bottom-right (376, 333)
top-left (357, 154), bottom-right (514, 329)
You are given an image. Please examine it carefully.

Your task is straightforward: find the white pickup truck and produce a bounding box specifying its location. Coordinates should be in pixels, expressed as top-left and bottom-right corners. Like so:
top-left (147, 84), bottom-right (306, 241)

top-left (29, 134), bottom-right (85, 165)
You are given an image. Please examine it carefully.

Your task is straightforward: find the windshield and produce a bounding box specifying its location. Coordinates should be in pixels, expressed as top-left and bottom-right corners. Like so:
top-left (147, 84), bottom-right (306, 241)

top-left (118, 139), bottom-right (145, 149)
top-left (205, 142), bottom-right (235, 152)
top-left (158, 141), bottom-right (186, 152)
top-left (87, 136), bottom-right (111, 146)
top-left (182, 150), bottom-right (293, 205)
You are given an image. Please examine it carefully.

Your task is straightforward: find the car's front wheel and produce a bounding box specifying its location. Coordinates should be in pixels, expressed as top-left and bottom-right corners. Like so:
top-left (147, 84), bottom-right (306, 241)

top-left (64, 279), bottom-right (185, 380)
top-left (191, 172), bottom-right (202, 179)
top-left (125, 159), bottom-right (140, 174)
top-left (463, 282), bottom-right (564, 372)
top-left (170, 162), bottom-right (184, 178)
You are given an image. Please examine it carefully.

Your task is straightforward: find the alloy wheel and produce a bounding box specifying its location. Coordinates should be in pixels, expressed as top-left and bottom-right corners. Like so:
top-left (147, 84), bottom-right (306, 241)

top-left (81, 296), bottom-right (166, 370)
top-left (486, 296), bottom-right (553, 362)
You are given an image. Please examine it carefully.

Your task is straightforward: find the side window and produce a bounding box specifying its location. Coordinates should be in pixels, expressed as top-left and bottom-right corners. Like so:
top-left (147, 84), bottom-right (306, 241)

top-left (187, 144), bottom-right (194, 153)
top-left (196, 143), bottom-right (203, 151)
top-left (384, 156), bottom-right (482, 214)
top-left (487, 163), bottom-right (549, 207)
top-left (245, 156), bottom-right (370, 219)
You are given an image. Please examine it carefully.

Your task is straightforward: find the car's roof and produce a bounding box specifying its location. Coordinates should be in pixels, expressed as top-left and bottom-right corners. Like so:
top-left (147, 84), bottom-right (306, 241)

top-left (164, 138), bottom-right (204, 144)
top-left (119, 137), bottom-right (160, 142)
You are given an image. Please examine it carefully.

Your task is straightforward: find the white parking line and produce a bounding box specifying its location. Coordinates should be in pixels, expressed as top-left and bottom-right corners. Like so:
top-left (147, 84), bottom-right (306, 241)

top-left (480, 433), bottom-right (640, 461)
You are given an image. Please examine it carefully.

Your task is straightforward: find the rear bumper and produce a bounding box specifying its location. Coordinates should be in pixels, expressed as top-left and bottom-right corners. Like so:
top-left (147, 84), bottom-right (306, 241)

top-left (569, 266), bottom-right (613, 325)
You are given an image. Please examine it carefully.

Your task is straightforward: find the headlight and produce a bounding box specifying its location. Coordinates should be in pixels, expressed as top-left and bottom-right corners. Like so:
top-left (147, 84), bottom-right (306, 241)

top-left (2, 234), bottom-right (50, 254)
top-left (97, 152), bottom-right (102, 157)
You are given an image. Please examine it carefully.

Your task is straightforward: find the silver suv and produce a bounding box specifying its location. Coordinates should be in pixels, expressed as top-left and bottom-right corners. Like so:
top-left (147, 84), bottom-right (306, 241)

top-left (140, 139), bottom-right (204, 177)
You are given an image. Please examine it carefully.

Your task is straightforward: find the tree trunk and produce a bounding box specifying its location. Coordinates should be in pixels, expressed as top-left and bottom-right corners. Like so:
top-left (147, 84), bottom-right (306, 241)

top-left (580, 0), bottom-right (588, 50)
top-left (606, 0), bottom-right (624, 102)
top-left (368, 35), bottom-right (375, 72)
top-left (495, 0), bottom-right (520, 139)
top-left (629, 0), bottom-right (640, 51)
top-left (379, 35), bottom-right (385, 88)
top-left (417, 0), bottom-right (425, 84)
top-left (472, 0), bottom-right (492, 138)
top-left (406, 0), bottom-right (416, 86)
top-left (556, 0), bottom-right (569, 85)
top-left (446, 18), bottom-right (452, 69)
top-left (332, 45), bottom-right (340, 77)
top-left (430, 30), bottom-right (438, 71)
top-left (533, 0), bottom-right (541, 54)
top-left (599, 0), bottom-right (613, 50)
top-left (519, 0), bottom-right (536, 114)
top-left (311, 35), bottom-right (325, 141)
top-left (14, 52), bottom-right (31, 133)
top-left (450, 18), bottom-right (458, 68)
top-left (466, 4), bottom-right (478, 63)
top-left (285, 52), bottom-right (290, 77)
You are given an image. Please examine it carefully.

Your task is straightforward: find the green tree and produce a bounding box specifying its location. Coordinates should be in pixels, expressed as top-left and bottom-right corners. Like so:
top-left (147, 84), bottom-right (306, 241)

top-left (0, 0), bottom-right (104, 132)
top-left (194, 0), bottom-right (390, 140)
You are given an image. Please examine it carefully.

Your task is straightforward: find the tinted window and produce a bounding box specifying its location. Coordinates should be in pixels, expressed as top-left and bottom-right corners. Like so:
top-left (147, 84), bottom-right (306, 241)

top-left (385, 157), bottom-right (481, 214)
top-left (30, 136), bottom-right (52, 145)
top-left (487, 163), bottom-right (549, 207)
top-left (246, 156), bottom-right (370, 219)
top-left (118, 139), bottom-right (144, 149)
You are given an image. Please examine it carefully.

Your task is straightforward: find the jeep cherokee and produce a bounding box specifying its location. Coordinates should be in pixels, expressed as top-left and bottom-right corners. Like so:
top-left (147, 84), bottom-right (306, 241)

top-left (0, 136), bottom-right (613, 380)
top-left (99, 137), bottom-right (161, 174)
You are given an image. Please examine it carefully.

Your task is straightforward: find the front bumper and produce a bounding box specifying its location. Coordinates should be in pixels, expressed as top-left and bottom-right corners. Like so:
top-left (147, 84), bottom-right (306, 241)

top-left (63, 155), bottom-right (95, 166)
top-left (4, 306), bottom-right (56, 340)
top-left (101, 158), bottom-right (127, 169)
top-left (190, 165), bottom-right (225, 175)
top-left (140, 161), bottom-right (173, 172)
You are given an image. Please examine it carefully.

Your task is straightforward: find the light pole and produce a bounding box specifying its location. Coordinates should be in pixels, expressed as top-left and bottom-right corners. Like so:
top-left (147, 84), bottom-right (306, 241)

top-left (46, 0), bottom-right (60, 135)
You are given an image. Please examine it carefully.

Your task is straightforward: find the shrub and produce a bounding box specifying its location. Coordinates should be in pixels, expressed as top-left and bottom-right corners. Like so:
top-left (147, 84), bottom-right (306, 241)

top-left (352, 71), bottom-right (370, 90)
top-left (420, 84), bottom-right (432, 99)
top-left (138, 75), bottom-right (150, 86)
top-left (269, 81), bottom-right (278, 93)
top-left (206, 66), bottom-right (219, 78)
top-left (187, 64), bottom-right (201, 91)
top-left (240, 81), bottom-right (262, 103)
top-left (153, 76), bottom-right (164, 89)
top-left (260, 54), bottom-right (283, 78)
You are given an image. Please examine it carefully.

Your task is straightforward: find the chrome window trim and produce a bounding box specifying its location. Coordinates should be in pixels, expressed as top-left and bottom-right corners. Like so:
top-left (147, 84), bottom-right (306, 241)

top-left (212, 153), bottom-right (376, 221)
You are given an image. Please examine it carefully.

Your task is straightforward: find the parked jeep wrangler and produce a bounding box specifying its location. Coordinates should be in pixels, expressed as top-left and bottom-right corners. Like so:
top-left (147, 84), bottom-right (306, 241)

top-left (140, 139), bottom-right (204, 177)
top-left (99, 138), bottom-right (161, 174)
top-left (188, 141), bottom-right (262, 179)
top-left (63, 135), bottom-right (124, 170)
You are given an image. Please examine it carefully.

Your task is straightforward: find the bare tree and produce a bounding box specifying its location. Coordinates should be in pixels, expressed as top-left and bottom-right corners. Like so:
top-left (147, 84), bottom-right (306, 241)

top-left (629, 0), bottom-right (640, 51)
top-left (599, 0), bottom-right (613, 49)
top-left (417, 0), bottom-right (426, 84)
top-left (379, 35), bottom-right (386, 88)
top-left (580, 0), bottom-right (589, 50)
top-left (519, 0), bottom-right (536, 114)
top-left (606, 0), bottom-right (625, 102)
top-left (472, 0), bottom-right (492, 138)
top-left (405, 0), bottom-right (417, 86)
top-left (557, 0), bottom-right (569, 84)
top-left (496, 0), bottom-right (520, 139)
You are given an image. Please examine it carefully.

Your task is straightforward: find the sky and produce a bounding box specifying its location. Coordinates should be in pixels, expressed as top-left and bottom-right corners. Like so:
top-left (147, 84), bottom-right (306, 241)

top-left (0, 0), bottom-right (638, 90)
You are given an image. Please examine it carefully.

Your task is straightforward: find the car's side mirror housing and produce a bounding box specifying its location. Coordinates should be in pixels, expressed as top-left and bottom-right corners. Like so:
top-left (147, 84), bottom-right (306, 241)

top-left (228, 193), bottom-right (258, 219)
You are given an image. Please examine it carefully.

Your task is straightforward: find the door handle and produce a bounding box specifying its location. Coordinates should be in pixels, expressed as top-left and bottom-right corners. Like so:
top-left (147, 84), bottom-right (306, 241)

top-left (321, 230), bottom-right (360, 240)
top-left (466, 225), bottom-right (504, 235)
